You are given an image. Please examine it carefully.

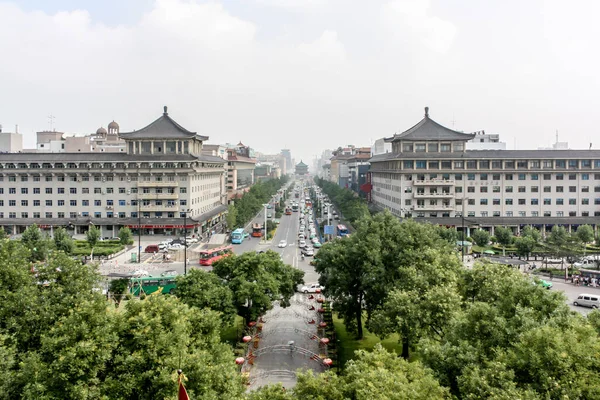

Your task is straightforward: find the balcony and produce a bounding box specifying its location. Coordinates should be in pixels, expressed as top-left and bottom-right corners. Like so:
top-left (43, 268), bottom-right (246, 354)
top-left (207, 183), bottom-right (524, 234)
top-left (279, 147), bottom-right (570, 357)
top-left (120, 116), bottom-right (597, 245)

top-left (413, 179), bottom-right (455, 186)
top-left (137, 181), bottom-right (179, 188)
top-left (413, 192), bottom-right (454, 198)
top-left (139, 205), bottom-right (179, 212)
top-left (415, 204), bottom-right (455, 211)
top-left (137, 193), bottom-right (179, 200)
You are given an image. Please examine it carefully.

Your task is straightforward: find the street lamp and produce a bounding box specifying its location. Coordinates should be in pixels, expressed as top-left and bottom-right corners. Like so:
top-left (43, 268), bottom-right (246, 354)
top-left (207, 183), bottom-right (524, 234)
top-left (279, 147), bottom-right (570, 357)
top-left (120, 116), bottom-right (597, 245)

top-left (262, 203), bottom-right (269, 243)
top-left (137, 200), bottom-right (141, 264)
top-left (181, 209), bottom-right (191, 275)
top-left (461, 197), bottom-right (469, 263)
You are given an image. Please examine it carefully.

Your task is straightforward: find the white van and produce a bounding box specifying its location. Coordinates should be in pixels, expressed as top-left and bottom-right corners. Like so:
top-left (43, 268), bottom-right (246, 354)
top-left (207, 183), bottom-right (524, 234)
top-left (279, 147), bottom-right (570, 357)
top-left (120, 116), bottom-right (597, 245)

top-left (573, 294), bottom-right (600, 309)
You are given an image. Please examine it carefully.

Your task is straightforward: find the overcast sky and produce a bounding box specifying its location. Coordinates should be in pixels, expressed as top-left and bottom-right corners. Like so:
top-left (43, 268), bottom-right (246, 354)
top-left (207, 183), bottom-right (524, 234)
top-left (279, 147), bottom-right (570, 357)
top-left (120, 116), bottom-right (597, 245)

top-left (2, 0), bottom-right (600, 164)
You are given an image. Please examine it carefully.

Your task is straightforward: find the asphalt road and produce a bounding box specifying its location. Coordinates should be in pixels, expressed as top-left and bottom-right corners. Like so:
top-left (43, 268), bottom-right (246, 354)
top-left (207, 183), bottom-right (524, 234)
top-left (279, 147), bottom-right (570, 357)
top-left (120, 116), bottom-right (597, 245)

top-left (547, 279), bottom-right (600, 316)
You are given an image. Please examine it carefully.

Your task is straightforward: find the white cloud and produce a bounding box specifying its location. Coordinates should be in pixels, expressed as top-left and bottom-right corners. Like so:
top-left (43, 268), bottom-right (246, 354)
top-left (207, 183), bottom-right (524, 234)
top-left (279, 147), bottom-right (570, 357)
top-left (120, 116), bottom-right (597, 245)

top-left (254, 0), bottom-right (327, 11)
top-left (381, 0), bottom-right (457, 54)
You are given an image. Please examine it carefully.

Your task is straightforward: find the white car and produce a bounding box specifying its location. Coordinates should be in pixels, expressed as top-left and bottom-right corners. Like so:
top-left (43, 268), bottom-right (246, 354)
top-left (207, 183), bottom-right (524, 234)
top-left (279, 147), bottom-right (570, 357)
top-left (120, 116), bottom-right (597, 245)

top-left (303, 247), bottom-right (314, 256)
top-left (299, 240), bottom-right (307, 248)
top-left (311, 237), bottom-right (319, 244)
top-left (186, 236), bottom-right (198, 243)
top-left (129, 269), bottom-right (149, 277)
top-left (301, 283), bottom-right (324, 294)
top-left (278, 240), bottom-right (287, 248)
top-left (169, 243), bottom-right (184, 250)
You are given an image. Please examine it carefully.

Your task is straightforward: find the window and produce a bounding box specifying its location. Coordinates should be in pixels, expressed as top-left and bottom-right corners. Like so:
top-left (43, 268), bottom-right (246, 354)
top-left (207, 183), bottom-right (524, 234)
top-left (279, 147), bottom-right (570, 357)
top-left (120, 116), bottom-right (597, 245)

top-left (94, 212), bottom-right (102, 218)
top-left (468, 199), bottom-right (475, 205)
top-left (582, 160), bottom-right (591, 168)
top-left (180, 187), bottom-right (187, 194)
top-left (46, 188), bottom-right (52, 194)
top-left (493, 186), bottom-right (500, 192)
top-left (21, 212), bottom-right (28, 218)
top-left (467, 187), bottom-right (475, 193)
top-left (556, 173), bottom-right (564, 180)
top-left (543, 173), bottom-right (552, 180)
top-left (596, 198), bottom-right (600, 205)
top-left (57, 188), bottom-right (65, 194)
top-left (569, 186), bottom-right (577, 193)
top-left (569, 198), bottom-right (576, 205)
top-left (569, 211), bottom-right (577, 217)
top-left (531, 186), bottom-right (539, 193)
top-left (21, 200), bottom-right (28, 206)
top-left (21, 188), bottom-right (28, 194)
top-left (518, 186), bottom-right (526, 193)
top-left (455, 186), bottom-right (462, 193)
top-left (544, 198), bottom-right (551, 205)
top-left (454, 161), bottom-right (464, 169)
top-left (119, 187), bottom-right (126, 194)
top-left (480, 186), bottom-right (488, 193)
top-left (480, 174), bottom-right (488, 180)
top-left (9, 188), bottom-right (15, 194)
top-left (517, 161), bottom-right (527, 169)
top-left (505, 174), bottom-right (513, 180)
top-left (531, 199), bottom-right (539, 205)
top-left (106, 200), bottom-right (114, 206)
top-left (556, 160), bottom-right (566, 168)
top-left (493, 199), bottom-right (500, 205)
top-left (518, 174), bottom-right (526, 180)
top-left (582, 198), bottom-right (590, 205)
top-left (531, 174), bottom-right (538, 180)
top-left (70, 200), bottom-right (77, 206)
top-left (582, 174), bottom-right (590, 180)
top-left (569, 174), bottom-right (577, 180)
top-left (33, 200), bottom-right (40, 206)
top-left (70, 188), bottom-right (77, 194)
top-left (467, 161), bottom-right (477, 169)
top-left (95, 200), bottom-right (102, 206)
top-left (556, 186), bottom-right (563, 192)
top-left (582, 186), bottom-right (590, 192)
top-left (416, 161), bottom-right (426, 169)
top-left (8, 200), bottom-right (15, 206)
top-left (119, 200), bottom-right (126, 206)
top-left (455, 173), bottom-right (463, 180)
top-left (441, 161), bottom-right (452, 169)
top-left (493, 211), bottom-right (501, 217)
top-left (492, 174), bottom-right (501, 180)
top-left (505, 199), bottom-right (513, 205)
top-left (403, 161), bottom-right (413, 169)
top-left (519, 211), bottom-right (526, 217)
top-left (568, 160), bottom-right (578, 168)
top-left (415, 144), bottom-right (426, 152)
top-left (506, 211), bottom-right (513, 217)
top-left (543, 160), bottom-right (553, 169)
top-left (505, 161), bottom-right (515, 169)
top-left (532, 211), bottom-right (539, 217)
top-left (94, 188), bottom-right (101, 194)
top-left (428, 143), bottom-right (438, 152)
top-left (440, 143), bottom-right (451, 152)
top-left (106, 188), bottom-right (114, 194)
top-left (57, 200), bottom-right (64, 206)
top-left (454, 143), bottom-right (464, 152)
top-left (468, 174), bottom-right (475, 180)
top-left (556, 199), bottom-right (564, 205)
top-left (403, 143), bottom-right (413, 152)
top-left (180, 200), bottom-right (188, 206)
top-left (492, 160), bottom-right (502, 169)
top-left (82, 200), bottom-right (89, 206)
top-left (46, 200), bottom-right (52, 206)
top-left (505, 186), bottom-right (513, 192)
top-left (33, 188), bottom-right (40, 194)
top-left (480, 161), bottom-right (490, 169)
top-left (530, 161), bottom-right (540, 168)
top-left (544, 211), bottom-right (551, 217)
top-left (481, 211), bottom-right (488, 217)
top-left (428, 161), bottom-right (439, 169)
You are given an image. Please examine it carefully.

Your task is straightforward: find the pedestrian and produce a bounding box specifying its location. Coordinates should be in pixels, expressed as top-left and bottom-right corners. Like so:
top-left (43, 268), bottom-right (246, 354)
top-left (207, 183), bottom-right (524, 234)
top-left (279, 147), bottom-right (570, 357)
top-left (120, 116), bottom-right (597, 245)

top-left (549, 271), bottom-right (553, 281)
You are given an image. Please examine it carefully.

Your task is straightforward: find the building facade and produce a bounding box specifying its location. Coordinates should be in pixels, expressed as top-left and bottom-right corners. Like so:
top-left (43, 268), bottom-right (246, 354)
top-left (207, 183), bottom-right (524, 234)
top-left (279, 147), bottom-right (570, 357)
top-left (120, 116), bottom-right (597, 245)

top-left (369, 107), bottom-right (600, 235)
top-left (0, 106), bottom-right (227, 237)
top-left (295, 160), bottom-right (309, 175)
top-left (0, 128), bottom-right (23, 153)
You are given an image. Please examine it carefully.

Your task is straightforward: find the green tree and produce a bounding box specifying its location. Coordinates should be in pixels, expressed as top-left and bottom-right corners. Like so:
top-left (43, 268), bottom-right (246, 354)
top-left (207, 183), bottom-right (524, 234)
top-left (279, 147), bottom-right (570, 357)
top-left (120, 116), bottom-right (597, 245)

top-left (435, 225), bottom-right (459, 246)
top-left (494, 227), bottom-right (514, 256)
top-left (226, 203), bottom-right (238, 230)
top-left (514, 236), bottom-right (536, 259)
top-left (21, 223), bottom-right (50, 262)
top-left (86, 225), bottom-right (101, 252)
top-left (53, 226), bottom-right (74, 254)
top-left (212, 250), bottom-right (304, 322)
top-left (108, 278), bottom-right (129, 305)
top-left (576, 224), bottom-right (594, 256)
top-left (471, 229), bottom-right (490, 248)
top-left (0, 227), bottom-right (7, 240)
top-left (522, 225), bottom-right (542, 242)
top-left (117, 226), bottom-right (133, 245)
top-left (176, 269), bottom-right (237, 325)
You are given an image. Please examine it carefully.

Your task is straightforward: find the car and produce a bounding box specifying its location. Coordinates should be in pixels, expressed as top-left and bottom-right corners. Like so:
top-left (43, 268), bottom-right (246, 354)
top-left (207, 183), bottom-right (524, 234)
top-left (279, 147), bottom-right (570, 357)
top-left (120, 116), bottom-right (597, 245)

top-left (300, 283), bottom-right (324, 294)
top-left (161, 270), bottom-right (178, 277)
top-left (274, 219), bottom-right (281, 225)
top-left (299, 240), bottom-right (307, 248)
top-left (186, 236), bottom-right (198, 243)
top-left (267, 213), bottom-right (273, 218)
top-left (158, 243), bottom-right (168, 251)
top-left (311, 237), bottom-right (319, 244)
top-left (303, 248), bottom-right (314, 256)
top-left (129, 269), bottom-right (149, 277)
top-left (278, 240), bottom-right (287, 248)
top-left (313, 241), bottom-right (322, 248)
top-left (574, 293), bottom-right (600, 309)
top-left (267, 204), bottom-right (272, 209)
top-left (536, 279), bottom-right (553, 289)
top-left (169, 243), bottom-right (184, 250)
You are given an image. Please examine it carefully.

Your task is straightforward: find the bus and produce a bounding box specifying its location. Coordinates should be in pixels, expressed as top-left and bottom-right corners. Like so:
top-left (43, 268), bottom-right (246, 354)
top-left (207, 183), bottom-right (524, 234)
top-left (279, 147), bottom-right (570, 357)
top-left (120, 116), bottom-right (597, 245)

top-left (129, 275), bottom-right (177, 296)
top-left (285, 207), bottom-right (292, 215)
top-left (292, 204), bottom-right (299, 212)
top-left (231, 228), bottom-right (245, 244)
top-left (199, 245), bottom-right (233, 266)
top-left (337, 224), bottom-right (349, 237)
top-left (252, 223), bottom-right (263, 237)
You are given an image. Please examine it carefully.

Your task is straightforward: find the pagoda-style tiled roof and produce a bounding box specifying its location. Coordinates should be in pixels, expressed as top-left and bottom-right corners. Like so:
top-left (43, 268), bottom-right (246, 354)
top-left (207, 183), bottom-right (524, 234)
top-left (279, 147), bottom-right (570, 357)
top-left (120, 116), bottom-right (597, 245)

top-left (119, 106), bottom-right (209, 141)
top-left (296, 160), bottom-right (308, 167)
top-left (385, 107), bottom-right (476, 142)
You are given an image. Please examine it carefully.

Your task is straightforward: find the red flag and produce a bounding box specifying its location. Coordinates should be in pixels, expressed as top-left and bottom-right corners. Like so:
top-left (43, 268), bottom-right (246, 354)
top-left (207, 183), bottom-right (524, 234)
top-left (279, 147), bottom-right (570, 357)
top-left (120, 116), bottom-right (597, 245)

top-left (178, 372), bottom-right (190, 400)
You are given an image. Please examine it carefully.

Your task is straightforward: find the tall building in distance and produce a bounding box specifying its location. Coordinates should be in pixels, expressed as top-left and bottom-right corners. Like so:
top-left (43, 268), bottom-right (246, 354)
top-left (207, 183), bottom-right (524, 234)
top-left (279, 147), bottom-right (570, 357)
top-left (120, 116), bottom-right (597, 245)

top-left (369, 107), bottom-right (600, 236)
top-left (281, 149), bottom-right (292, 175)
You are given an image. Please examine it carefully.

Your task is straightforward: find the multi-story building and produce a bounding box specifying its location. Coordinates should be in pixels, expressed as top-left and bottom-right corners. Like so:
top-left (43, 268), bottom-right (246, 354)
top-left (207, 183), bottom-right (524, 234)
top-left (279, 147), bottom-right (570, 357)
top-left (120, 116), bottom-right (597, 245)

top-left (34, 121), bottom-right (127, 153)
top-left (0, 106), bottom-right (227, 237)
top-left (295, 160), bottom-right (309, 175)
top-left (281, 149), bottom-right (292, 175)
top-left (225, 143), bottom-right (256, 200)
top-left (369, 107), bottom-right (600, 236)
top-left (348, 153), bottom-right (371, 198)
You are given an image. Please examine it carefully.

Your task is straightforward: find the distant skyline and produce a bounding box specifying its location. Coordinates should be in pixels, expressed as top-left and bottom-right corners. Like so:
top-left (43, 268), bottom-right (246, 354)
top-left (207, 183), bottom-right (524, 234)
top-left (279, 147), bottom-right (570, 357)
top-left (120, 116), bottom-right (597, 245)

top-left (2, 0), bottom-right (600, 163)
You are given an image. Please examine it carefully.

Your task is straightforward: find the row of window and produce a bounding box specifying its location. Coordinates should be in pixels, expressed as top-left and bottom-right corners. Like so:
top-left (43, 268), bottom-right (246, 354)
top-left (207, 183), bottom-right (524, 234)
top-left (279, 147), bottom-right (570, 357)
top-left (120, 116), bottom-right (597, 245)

top-left (414, 211), bottom-right (599, 218)
top-left (0, 199), bottom-right (189, 207)
top-left (410, 173), bottom-right (600, 181)
top-left (0, 187), bottom-right (187, 195)
top-left (0, 211), bottom-right (189, 219)
top-left (382, 159), bottom-right (600, 170)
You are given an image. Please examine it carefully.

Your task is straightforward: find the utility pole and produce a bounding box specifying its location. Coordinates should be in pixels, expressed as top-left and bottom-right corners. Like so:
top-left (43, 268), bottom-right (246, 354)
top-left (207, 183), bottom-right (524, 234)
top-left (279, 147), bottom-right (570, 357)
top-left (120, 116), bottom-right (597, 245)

top-left (137, 201), bottom-right (141, 264)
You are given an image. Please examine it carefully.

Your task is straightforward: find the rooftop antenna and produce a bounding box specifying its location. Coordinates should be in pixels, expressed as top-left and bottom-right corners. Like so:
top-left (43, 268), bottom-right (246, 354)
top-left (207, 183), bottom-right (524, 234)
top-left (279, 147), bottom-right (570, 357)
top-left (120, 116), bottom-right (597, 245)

top-left (451, 115), bottom-right (456, 129)
top-left (555, 129), bottom-right (559, 145)
top-left (47, 114), bottom-right (56, 131)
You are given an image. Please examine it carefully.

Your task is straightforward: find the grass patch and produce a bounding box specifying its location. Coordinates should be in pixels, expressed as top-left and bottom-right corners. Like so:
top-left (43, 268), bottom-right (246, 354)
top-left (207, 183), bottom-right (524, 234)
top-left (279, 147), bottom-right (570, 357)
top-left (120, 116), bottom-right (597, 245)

top-left (334, 314), bottom-right (403, 370)
top-left (220, 315), bottom-right (244, 347)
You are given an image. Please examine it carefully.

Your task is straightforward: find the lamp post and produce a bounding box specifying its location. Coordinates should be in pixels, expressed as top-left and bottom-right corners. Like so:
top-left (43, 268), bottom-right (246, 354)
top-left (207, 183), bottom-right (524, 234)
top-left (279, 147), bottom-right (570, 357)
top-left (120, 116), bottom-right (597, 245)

top-left (137, 200), bottom-right (141, 264)
top-left (262, 203), bottom-right (269, 243)
top-left (461, 197), bottom-right (469, 263)
top-left (182, 209), bottom-right (191, 275)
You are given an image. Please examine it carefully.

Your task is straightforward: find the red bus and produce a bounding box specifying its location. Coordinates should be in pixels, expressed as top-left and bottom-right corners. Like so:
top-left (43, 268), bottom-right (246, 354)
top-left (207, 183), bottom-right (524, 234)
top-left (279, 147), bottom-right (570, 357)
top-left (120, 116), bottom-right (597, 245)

top-left (285, 207), bottom-right (292, 215)
top-left (199, 245), bottom-right (233, 266)
top-left (251, 223), bottom-right (263, 237)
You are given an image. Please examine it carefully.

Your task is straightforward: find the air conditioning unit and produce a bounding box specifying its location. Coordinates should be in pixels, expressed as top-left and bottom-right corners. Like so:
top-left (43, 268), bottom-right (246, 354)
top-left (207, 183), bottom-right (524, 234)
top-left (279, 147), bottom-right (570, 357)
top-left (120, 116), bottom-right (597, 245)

top-left (106, 206), bottom-right (113, 210)
top-left (102, 177), bottom-right (106, 182)
top-left (127, 177), bottom-right (131, 182)
top-left (127, 190), bottom-right (131, 194)
top-left (127, 202), bottom-right (131, 205)
top-left (102, 191), bottom-right (106, 195)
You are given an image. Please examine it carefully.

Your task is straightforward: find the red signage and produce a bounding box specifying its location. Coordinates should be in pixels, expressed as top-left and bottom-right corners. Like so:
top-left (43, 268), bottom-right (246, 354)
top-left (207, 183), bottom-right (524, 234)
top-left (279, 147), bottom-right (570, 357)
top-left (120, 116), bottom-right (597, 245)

top-left (127, 224), bottom-right (195, 229)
